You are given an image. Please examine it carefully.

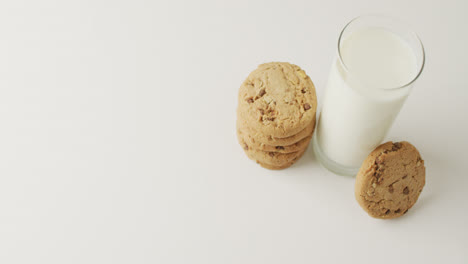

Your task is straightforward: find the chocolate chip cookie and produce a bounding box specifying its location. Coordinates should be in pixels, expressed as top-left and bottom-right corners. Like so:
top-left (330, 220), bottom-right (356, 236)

top-left (237, 115), bottom-right (315, 146)
top-left (355, 141), bottom-right (426, 219)
top-left (237, 125), bottom-right (312, 154)
top-left (237, 62), bottom-right (317, 138)
top-left (237, 132), bottom-right (308, 168)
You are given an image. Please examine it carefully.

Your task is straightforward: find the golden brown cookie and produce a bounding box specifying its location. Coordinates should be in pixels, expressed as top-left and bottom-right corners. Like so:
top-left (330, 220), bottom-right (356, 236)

top-left (355, 141), bottom-right (426, 219)
top-left (237, 127), bottom-right (312, 154)
top-left (245, 146), bottom-right (305, 167)
top-left (237, 132), bottom-right (308, 168)
top-left (237, 115), bottom-right (316, 146)
top-left (237, 62), bottom-right (317, 138)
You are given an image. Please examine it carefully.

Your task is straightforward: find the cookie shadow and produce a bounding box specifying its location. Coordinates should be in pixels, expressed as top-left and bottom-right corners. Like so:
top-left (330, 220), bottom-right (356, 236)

top-left (411, 193), bottom-right (434, 212)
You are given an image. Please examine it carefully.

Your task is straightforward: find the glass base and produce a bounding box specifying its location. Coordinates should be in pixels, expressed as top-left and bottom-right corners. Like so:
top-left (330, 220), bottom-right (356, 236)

top-left (312, 133), bottom-right (359, 177)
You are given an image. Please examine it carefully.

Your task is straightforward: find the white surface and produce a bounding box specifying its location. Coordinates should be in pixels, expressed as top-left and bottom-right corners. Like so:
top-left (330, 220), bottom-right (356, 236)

top-left (0, 0), bottom-right (467, 263)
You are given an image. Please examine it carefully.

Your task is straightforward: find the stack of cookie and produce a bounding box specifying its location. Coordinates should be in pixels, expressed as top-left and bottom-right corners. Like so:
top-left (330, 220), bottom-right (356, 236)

top-left (236, 62), bottom-right (317, 170)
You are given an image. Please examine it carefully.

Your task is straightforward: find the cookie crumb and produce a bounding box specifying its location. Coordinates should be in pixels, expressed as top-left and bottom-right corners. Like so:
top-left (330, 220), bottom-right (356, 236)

top-left (416, 159), bottom-right (422, 167)
top-left (297, 70), bottom-right (307, 79)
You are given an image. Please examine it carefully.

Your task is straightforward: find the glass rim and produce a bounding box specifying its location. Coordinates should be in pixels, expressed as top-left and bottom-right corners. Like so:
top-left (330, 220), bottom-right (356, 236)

top-left (337, 14), bottom-right (426, 91)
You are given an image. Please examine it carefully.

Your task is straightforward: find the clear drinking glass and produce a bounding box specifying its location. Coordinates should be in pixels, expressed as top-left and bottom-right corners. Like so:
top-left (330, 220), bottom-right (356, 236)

top-left (313, 15), bottom-right (425, 176)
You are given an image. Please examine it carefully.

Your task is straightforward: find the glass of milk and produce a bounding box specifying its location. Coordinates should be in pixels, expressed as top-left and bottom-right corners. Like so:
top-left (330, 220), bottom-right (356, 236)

top-left (313, 15), bottom-right (425, 176)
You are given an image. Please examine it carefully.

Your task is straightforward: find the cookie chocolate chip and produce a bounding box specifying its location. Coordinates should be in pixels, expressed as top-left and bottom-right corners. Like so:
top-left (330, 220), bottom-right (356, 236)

top-left (355, 141), bottom-right (426, 219)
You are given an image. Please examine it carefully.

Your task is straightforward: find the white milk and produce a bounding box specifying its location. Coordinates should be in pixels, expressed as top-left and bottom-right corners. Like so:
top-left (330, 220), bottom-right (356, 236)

top-left (316, 28), bottom-right (418, 168)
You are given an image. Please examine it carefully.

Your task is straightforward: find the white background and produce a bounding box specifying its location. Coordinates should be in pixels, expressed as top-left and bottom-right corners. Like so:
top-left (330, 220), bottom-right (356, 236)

top-left (0, 0), bottom-right (467, 263)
